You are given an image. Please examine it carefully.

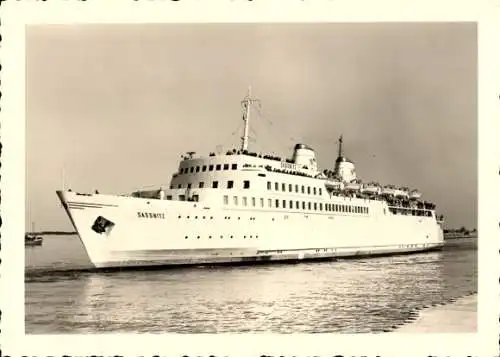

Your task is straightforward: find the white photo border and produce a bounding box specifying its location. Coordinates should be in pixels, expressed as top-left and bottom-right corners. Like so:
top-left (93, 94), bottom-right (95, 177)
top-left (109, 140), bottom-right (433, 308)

top-left (1, 1), bottom-right (498, 356)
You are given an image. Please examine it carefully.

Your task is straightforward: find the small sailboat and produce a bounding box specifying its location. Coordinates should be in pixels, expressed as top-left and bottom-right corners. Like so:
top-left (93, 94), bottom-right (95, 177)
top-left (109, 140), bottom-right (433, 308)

top-left (25, 221), bottom-right (43, 247)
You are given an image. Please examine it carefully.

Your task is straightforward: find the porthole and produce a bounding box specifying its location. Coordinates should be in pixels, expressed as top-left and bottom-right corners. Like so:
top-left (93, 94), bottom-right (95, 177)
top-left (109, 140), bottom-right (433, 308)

top-left (230, 235), bottom-right (234, 239)
top-left (244, 235), bottom-right (246, 239)
top-left (203, 216), bottom-right (206, 219)
top-left (209, 235), bottom-right (212, 239)
top-left (197, 235), bottom-right (200, 239)
top-left (195, 216), bottom-right (198, 219)
top-left (220, 235), bottom-right (223, 239)
top-left (187, 216), bottom-right (190, 219)
top-left (178, 215), bottom-right (181, 219)
top-left (185, 236), bottom-right (188, 239)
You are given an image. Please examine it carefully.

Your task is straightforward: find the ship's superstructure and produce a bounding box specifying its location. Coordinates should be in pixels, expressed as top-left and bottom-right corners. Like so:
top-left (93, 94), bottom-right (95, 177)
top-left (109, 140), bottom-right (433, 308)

top-left (57, 89), bottom-right (445, 269)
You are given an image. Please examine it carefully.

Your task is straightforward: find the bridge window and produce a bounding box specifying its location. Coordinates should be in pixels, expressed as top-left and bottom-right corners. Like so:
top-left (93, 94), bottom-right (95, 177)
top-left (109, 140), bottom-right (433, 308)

top-left (243, 180), bottom-right (250, 189)
top-left (289, 200), bottom-right (293, 208)
top-left (308, 202), bottom-right (311, 210)
top-left (179, 195), bottom-right (186, 201)
top-left (313, 187), bottom-right (317, 195)
top-left (209, 165), bottom-right (214, 171)
top-left (268, 198), bottom-right (272, 207)
top-left (320, 203), bottom-right (323, 211)
top-left (199, 182), bottom-right (204, 188)
top-left (223, 164), bottom-right (229, 170)
top-left (231, 163), bottom-right (237, 170)
top-left (216, 164), bottom-right (222, 171)
top-left (196, 166), bottom-right (200, 172)
top-left (267, 181), bottom-right (272, 190)
top-left (166, 195), bottom-right (172, 200)
top-left (187, 183), bottom-right (192, 189)
top-left (223, 195), bottom-right (229, 205)
top-left (260, 198), bottom-right (264, 207)
top-left (252, 197), bottom-right (256, 206)
top-left (243, 197), bottom-right (248, 206)
top-left (319, 188), bottom-right (322, 195)
top-left (233, 196), bottom-right (238, 205)
top-left (202, 165), bottom-right (207, 172)
top-left (212, 181), bottom-right (219, 188)
top-left (275, 199), bottom-right (280, 208)
top-left (307, 187), bottom-right (311, 195)
top-left (295, 184), bottom-right (299, 193)
top-left (227, 180), bottom-right (234, 189)
top-left (314, 202), bottom-right (317, 210)
top-left (289, 184), bottom-right (293, 192)
top-left (275, 182), bottom-right (279, 190)
top-left (190, 167), bottom-right (194, 173)
top-left (301, 185), bottom-right (305, 194)
top-left (177, 184), bottom-right (182, 189)
top-left (282, 183), bottom-right (286, 191)
top-left (283, 200), bottom-right (287, 208)
top-left (296, 201), bottom-right (300, 209)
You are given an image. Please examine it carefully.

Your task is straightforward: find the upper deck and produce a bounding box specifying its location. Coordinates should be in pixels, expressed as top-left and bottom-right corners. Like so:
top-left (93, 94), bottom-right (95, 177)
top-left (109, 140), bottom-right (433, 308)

top-left (128, 89), bottom-right (440, 221)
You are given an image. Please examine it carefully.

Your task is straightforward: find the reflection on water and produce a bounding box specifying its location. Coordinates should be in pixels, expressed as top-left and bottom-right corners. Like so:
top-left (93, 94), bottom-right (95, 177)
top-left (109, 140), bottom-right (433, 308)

top-left (25, 236), bottom-right (477, 333)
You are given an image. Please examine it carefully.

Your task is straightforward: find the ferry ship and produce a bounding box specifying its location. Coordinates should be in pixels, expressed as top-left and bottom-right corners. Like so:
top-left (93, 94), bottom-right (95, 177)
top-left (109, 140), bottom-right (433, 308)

top-left (56, 90), bottom-right (445, 269)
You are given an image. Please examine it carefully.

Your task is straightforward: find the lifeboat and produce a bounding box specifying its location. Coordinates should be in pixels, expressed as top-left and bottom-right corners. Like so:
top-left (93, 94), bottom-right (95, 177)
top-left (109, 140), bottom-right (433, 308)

top-left (361, 182), bottom-right (381, 195)
top-left (410, 190), bottom-right (422, 200)
top-left (394, 187), bottom-right (409, 199)
top-left (381, 185), bottom-right (396, 196)
top-left (345, 182), bottom-right (362, 191)
top-left (325, 180), bottom-right (342, 190)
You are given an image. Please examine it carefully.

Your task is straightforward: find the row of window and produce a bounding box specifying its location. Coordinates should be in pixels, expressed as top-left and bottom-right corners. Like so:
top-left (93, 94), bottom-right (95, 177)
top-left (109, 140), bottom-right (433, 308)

top-left (267, 181), bottom-right (323, 196)
top-left (223, 195), bottom-right (369, 214)
top-left (184, 234), bottom-right (258, 239)
top-left (179, 163), bottom-right (238, 174)
top-left (174, 180), bottom-right (251, 190)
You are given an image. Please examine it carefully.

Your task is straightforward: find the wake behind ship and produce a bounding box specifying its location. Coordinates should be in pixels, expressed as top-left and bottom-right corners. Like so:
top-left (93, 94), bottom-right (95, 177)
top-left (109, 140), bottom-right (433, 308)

top-left (57, 89), bottom-right (445, 269)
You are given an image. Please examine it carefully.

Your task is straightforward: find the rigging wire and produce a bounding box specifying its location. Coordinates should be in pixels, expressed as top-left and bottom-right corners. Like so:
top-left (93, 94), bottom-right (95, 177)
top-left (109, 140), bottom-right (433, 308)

top-left (249, 101), bottom-right (298, 155)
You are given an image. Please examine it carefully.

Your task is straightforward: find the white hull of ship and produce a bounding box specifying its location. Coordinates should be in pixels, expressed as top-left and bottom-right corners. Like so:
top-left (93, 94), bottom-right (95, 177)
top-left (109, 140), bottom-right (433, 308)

top-left (57, 191), bottom-right (444, 269)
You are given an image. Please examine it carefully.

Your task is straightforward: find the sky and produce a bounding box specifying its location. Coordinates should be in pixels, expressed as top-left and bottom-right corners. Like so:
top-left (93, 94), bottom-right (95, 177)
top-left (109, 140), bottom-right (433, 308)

top-left (26, 23), bottom-right (477, 231)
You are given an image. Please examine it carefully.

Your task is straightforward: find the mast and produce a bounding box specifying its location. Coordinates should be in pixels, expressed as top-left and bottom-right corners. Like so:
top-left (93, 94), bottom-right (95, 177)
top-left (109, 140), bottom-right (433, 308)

top-left (241, 87), bottom-right (259, 151)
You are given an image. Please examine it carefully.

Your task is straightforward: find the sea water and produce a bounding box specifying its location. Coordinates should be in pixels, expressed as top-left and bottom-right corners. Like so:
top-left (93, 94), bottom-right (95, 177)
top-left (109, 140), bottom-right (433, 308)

top-left (25, 235), bottom-right (477, 333)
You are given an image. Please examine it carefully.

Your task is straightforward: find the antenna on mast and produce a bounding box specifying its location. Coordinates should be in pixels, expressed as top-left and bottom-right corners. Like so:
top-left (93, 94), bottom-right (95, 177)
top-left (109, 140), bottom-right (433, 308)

top-left (241, 86), bottom-right (260, 151)
top-left (337, 135), bottom-right (344, 158)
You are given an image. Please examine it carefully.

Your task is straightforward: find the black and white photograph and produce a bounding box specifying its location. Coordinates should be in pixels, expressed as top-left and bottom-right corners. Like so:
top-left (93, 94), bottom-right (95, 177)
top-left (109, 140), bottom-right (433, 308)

top-left (1, 2), bottom-right (499, 357)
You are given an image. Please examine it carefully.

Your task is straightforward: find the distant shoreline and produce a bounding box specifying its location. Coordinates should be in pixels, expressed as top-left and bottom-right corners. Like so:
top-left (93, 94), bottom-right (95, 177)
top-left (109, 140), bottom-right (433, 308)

top-left (444, 233), bottom-right (477, 240)
top-left (26, 231), bottom-right (78, 236)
